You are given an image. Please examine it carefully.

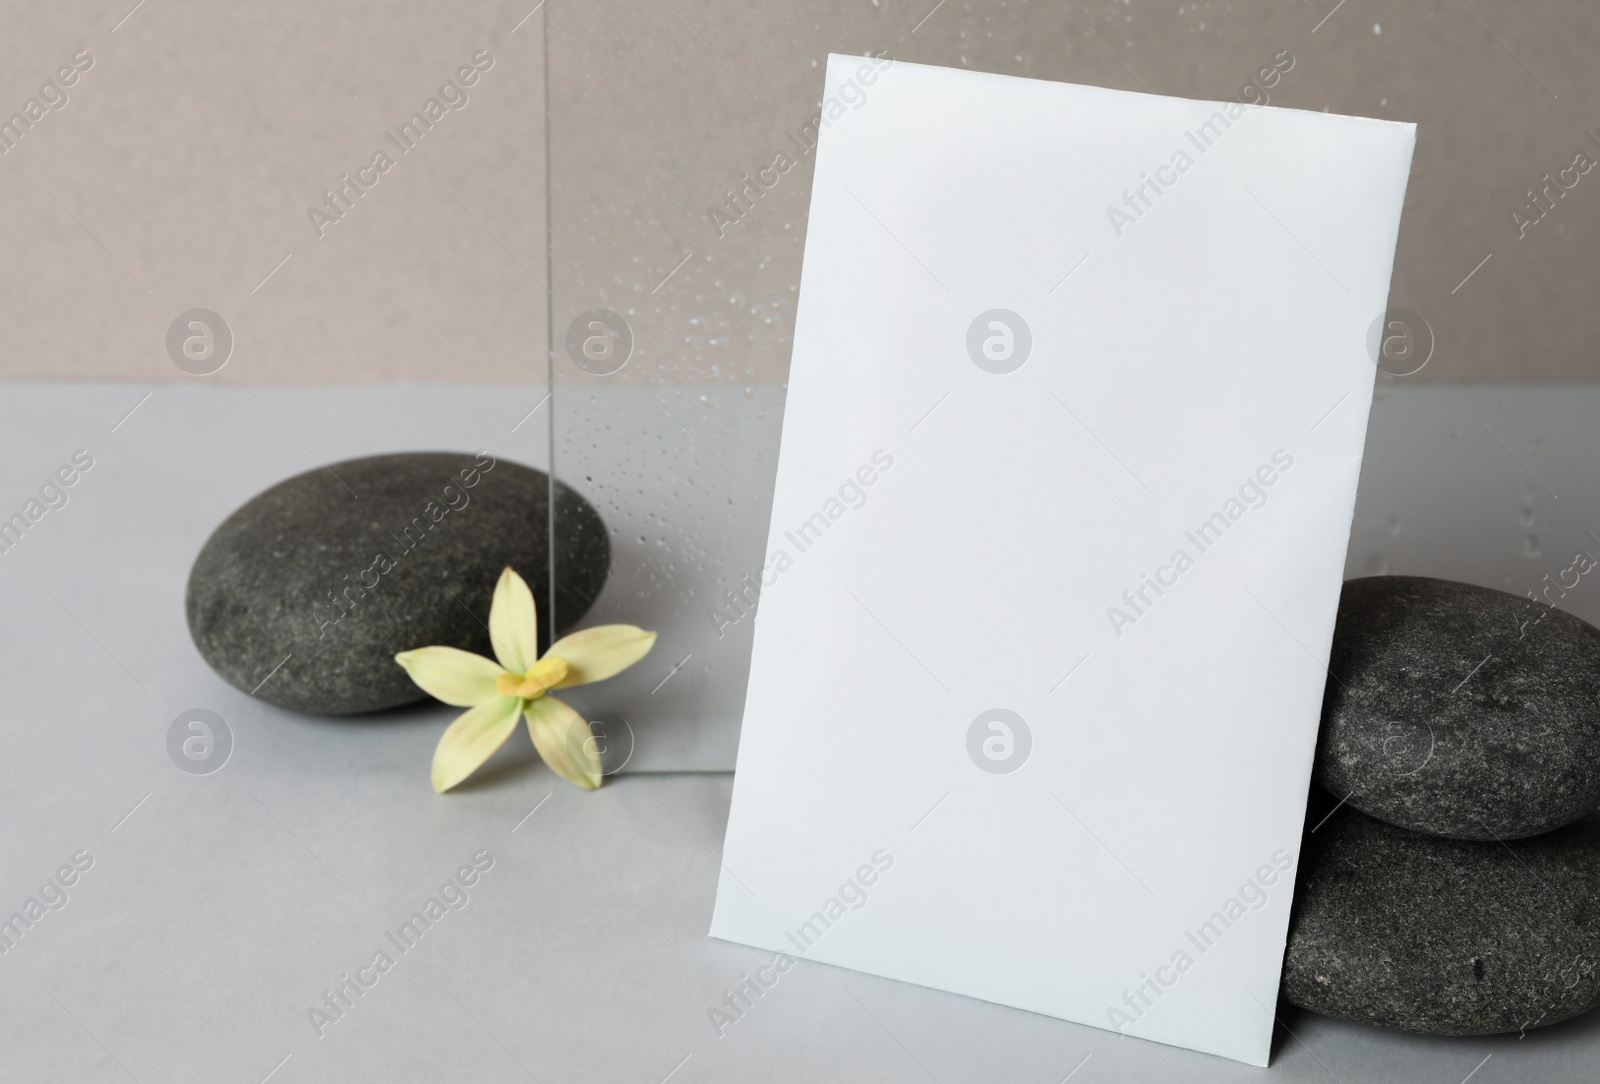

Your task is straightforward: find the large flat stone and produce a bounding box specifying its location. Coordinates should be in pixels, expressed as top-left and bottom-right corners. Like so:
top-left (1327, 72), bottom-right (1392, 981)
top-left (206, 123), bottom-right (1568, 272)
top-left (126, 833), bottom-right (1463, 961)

top-left (1285, 801), bottom-right (1600, 1035)
top-left (186, 452), bottom-right (608, 714)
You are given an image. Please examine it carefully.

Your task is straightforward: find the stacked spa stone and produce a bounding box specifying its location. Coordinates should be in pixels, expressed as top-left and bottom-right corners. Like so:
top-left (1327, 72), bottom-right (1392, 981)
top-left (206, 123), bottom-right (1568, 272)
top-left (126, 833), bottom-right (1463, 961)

top-left (1284, 576), bottom-right (1600, 1036)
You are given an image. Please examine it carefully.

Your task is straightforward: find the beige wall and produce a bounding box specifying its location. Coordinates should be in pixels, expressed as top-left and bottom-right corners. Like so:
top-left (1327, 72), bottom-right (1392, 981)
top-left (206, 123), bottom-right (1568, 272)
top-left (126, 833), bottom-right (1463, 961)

top-left (3, 1), bottom-right (1597, 384)
top-left (0, 0), bottom-right (546, 384)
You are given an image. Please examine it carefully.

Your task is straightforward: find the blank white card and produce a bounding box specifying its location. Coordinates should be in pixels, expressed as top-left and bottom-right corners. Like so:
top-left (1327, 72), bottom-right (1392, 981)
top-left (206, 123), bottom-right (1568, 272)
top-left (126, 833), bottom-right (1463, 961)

top-left (712, 55), bottom-right (1414, 1066)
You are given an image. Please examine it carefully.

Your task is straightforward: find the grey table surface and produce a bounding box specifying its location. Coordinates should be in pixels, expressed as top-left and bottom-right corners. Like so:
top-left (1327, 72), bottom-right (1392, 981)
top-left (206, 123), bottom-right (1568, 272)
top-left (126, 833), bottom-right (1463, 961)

top-left (1, 380), bottom-right (1598, 1083)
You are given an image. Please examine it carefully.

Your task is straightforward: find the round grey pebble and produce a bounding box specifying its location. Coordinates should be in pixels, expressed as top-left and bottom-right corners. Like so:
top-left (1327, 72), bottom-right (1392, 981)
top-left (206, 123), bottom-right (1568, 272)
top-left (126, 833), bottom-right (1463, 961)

top-left (186, 452), bottom-right (609, 715)
top-left (1284, 802), bottom-right (1600, 1035)
top-left (1316, 575), bottom-right (1600, 840)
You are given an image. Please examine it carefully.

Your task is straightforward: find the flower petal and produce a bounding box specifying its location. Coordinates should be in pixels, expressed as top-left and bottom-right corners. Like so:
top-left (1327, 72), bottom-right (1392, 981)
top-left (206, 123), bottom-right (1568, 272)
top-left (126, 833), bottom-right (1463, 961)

top-left (431, 696), bottom-right (522, 793)
top-left (546, 625), bottom-right (658, 688)
top-left (395, 646), bottom-right (506, 707)
top-left (525, 696), bottom-right (602, 790)
top-left (488, 566), bottom-right (541, 674)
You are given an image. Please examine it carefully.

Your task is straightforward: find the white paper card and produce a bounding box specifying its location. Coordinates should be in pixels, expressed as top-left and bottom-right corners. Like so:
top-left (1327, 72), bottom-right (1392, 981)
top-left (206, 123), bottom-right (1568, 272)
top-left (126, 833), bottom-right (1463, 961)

top-left (711, 55), bottom-right (1415, 1066)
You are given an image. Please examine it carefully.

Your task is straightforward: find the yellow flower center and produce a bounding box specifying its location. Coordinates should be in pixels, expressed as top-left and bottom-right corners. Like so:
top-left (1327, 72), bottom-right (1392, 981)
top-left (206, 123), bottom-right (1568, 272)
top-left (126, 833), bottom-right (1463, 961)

top-left (496, 655), bottom-right (569, 700)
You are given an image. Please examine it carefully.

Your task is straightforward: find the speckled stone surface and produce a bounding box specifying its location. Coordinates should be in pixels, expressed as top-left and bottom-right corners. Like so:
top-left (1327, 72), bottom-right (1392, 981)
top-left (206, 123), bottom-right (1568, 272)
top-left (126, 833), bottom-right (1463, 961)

top-left (1316, 575), bottom-right (1600, 840)
top-left (1284, 802), bottom-right (1600, 1035)
top-left (186, 452), bottom-right (609, 714)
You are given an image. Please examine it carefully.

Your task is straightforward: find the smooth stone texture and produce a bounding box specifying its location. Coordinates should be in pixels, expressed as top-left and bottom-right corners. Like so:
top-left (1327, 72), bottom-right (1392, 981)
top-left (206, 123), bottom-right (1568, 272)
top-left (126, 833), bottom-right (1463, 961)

top-left (1285, 801), bottom-right (1600, 1035)
top-left (1316, 575), bottom-right (1600, 840)
top-left (187, 452), bottom-right (609, 714)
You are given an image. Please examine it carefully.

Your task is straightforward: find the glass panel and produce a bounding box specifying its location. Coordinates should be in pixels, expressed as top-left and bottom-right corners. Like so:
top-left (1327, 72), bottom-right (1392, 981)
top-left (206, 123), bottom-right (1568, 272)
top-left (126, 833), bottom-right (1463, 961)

top-left (545, 2), bottom-right (1111, 769)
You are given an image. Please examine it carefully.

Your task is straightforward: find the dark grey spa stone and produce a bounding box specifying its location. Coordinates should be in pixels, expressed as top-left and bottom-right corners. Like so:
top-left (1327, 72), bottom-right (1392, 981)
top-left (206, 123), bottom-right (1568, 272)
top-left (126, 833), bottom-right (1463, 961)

top-left (1316, 575), bottom-right (1600, 840)
top-left (186, 452), bottom-right (609, 714)
top-left (1284, 803), bottom-right (1600, 1035)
